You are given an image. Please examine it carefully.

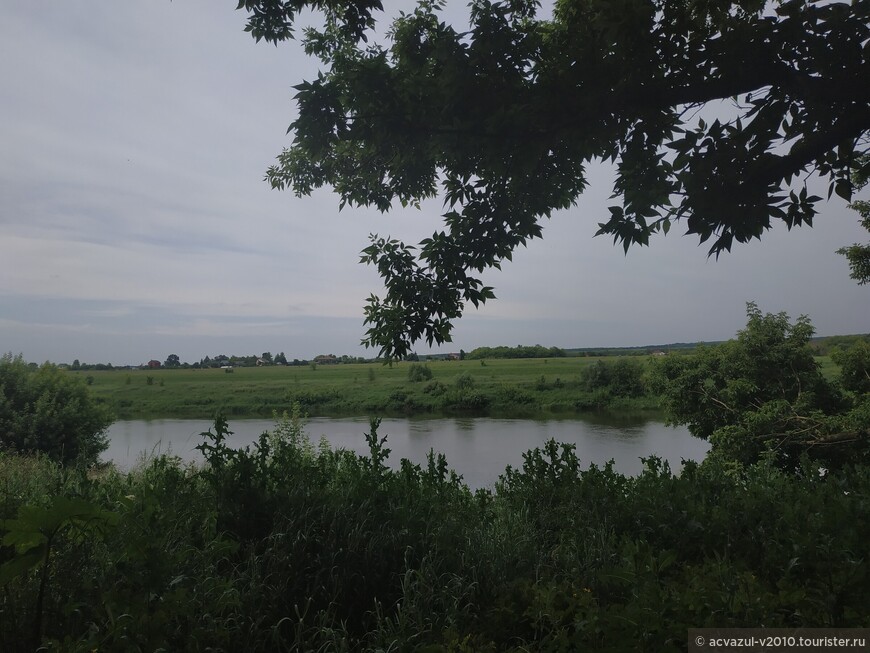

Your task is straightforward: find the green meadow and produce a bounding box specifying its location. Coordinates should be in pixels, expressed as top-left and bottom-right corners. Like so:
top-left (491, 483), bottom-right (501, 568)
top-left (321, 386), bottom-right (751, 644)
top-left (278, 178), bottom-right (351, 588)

top-left (75, 356), bottom-right (666, 419)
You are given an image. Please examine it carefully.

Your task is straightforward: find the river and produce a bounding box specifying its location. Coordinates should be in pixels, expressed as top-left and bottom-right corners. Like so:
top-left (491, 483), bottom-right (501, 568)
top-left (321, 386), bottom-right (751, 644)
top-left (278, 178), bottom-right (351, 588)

top-left (104, 414), bottom-right (709, 489)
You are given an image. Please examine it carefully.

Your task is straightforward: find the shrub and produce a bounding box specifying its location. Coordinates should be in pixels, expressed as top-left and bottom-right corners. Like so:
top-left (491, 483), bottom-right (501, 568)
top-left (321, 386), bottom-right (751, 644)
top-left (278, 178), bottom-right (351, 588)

top-left (581, 358), bottom-right (645, 397)
top-left (388, 389), bottom-right (411, 406)
top-left (454, 372), bottom-right (475, 390)
top-left (0, 354), bottom-right (113, 465)
top-left (407, 363), bottom-right (433, 382)
top-left (422, 380), bottom-right (447, 396)
top-left (608, 358), bottom-right (645, 397)
top-left (496, 385), bottom-right (536, 405)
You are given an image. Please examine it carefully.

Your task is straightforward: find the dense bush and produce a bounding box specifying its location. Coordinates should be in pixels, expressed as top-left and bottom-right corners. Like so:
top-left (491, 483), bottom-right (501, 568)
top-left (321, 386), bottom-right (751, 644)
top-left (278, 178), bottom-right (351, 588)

top-left (651, 304), bottom-right (868, 470)
top-left (407, 362), bottom-right (433, 382)
top-left (832, 340), bottom-right (870, 395)
top-left (581, 357), bottom-right (646, 397)
top-left (454, 372), bottom-right (475, 390)
top-left (1, 412), bottom-right (868, 651)
top-left (0, 354), bottom-right (113, 465)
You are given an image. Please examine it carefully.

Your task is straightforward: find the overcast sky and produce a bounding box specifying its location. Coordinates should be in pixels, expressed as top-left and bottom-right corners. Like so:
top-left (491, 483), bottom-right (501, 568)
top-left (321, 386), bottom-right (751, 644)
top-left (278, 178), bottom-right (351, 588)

top-left (1, 1), bottom-right (867, 366)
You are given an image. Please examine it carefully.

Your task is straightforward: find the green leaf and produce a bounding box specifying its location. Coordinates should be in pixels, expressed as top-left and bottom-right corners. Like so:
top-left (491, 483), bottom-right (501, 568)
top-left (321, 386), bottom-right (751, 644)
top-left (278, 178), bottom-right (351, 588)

top-left (0, 549), bottom-right (45, 586)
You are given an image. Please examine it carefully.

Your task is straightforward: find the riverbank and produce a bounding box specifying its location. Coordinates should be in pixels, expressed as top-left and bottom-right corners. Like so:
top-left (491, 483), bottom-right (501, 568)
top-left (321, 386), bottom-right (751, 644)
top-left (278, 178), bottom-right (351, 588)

top-left (75, 357), bottom-right (665, 419)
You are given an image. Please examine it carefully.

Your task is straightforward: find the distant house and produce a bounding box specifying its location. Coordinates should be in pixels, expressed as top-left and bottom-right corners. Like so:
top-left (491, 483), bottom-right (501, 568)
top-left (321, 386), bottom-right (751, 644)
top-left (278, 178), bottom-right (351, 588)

top-left (446, 353), bottom-right (461, 361)
top-left (651, 351), bottom-right (667, 357)
top-left (314, 354), bottom-right (338, 364)
top-left (256, 358), bottom-right (268, 366)
top-left (147, 360), bottom-right (161, 369)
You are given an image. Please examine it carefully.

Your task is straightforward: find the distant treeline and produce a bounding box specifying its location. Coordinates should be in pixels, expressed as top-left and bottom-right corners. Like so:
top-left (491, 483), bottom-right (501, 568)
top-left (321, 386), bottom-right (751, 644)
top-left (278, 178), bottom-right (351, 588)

top-left (466, 345), bottom-right (567, 359)
top-left (195, 353), bottom-right (368, 369)
top-left (810, 333), bottom-right (870, 355)
top-left (62, 353), bottom-right (371, 371)
top-left (54, 333), bottom-right (870, 371)
top-left (566, 333), bottom-right (870, 358)
top-left (565, 342), bottom-right (719, 357)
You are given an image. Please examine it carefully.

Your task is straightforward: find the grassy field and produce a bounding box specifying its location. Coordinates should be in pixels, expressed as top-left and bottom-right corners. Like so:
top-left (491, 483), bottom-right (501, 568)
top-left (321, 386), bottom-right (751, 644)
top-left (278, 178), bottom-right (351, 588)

top-left (74, 354), bottom-right (839, 420)
top-left (74, 356), bottom-right (662, 419)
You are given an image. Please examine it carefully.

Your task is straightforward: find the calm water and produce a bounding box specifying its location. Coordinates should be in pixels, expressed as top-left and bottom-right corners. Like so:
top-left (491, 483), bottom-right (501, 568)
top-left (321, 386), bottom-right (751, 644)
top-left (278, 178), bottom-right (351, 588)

top-left (104, 415), bottom-right (710, 489)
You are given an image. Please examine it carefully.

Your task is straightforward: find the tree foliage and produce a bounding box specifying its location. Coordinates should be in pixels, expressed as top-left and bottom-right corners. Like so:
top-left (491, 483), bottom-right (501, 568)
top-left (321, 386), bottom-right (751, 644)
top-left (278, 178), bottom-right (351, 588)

top-left (836, 154), bottom-right (870, 283)
top-left (836, 199), bottom-right (870, 284)
top-left (0, 354), bottom-right (113, 466)
top-left (832, 340), bottom-right (870, 395)
top-left (239, 0), bottom-right (870, 358)
top-left (650, 304), bottom-right (868, 470)
top-left (581, 357), bottom-right (646, 398)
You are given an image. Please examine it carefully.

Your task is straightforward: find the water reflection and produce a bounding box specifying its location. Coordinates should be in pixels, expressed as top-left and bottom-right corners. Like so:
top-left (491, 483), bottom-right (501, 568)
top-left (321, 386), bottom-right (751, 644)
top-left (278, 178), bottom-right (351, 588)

top-left (104, 414), bottom-right (710, 489)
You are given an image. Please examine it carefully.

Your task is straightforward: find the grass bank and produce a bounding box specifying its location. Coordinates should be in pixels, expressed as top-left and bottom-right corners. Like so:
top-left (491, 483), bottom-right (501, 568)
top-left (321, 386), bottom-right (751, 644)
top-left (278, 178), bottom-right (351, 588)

top-left (1, 415), bottom-right (866, 651)
top-left (76, 357), bottom-right (665, 419)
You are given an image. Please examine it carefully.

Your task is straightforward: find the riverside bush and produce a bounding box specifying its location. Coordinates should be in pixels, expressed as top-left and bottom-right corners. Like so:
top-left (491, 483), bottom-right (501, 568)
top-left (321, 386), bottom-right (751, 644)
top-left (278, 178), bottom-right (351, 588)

top-left (652, 304), bottom-right (868, 470)
top-left (581, 357), bottom-right (646, 397)
top-left (1, 415), bottom-right (868, 651)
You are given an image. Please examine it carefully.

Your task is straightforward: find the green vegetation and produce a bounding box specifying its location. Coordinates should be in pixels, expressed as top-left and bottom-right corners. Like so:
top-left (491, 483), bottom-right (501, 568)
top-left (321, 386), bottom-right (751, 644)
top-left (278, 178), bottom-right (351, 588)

top-left (466, 345), bottom-right (566, 359)
top-left (832, 341), bottom-right (870, 395)
top-left (65, 334), bottom-right (862, 420)
top-left (837, 199), bottom-right (870, 285)
top-left (77, 356), bottom-right (665, 419)
top-left (652, 304), bottom-right (870, 471)
top-left (811, 333), bottom-right (870, 356)
top-left (836, 155), bottom-right (870, 285)
top-left (3, 305), bottom-right (869, 648)
top-left (406, 362), bottom-right (433, 382)
top-left (2, 412), bottom-right (867, 651)
top-left (0, 354), bottom-right (113, 465)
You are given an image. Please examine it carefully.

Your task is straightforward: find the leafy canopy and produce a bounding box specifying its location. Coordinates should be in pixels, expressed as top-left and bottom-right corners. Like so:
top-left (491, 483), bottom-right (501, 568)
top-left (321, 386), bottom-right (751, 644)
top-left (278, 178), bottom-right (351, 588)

top-left (239, 0), bottom-right (870, 358)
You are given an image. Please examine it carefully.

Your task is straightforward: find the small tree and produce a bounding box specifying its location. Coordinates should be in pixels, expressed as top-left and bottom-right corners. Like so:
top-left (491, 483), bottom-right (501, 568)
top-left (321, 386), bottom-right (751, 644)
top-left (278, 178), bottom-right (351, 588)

top-left (164, 353), bottom-right (181, 368)
top-left (608, 358), bottom-right (646, 398)
top-left (0, 354), bottom-right (113, 465)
